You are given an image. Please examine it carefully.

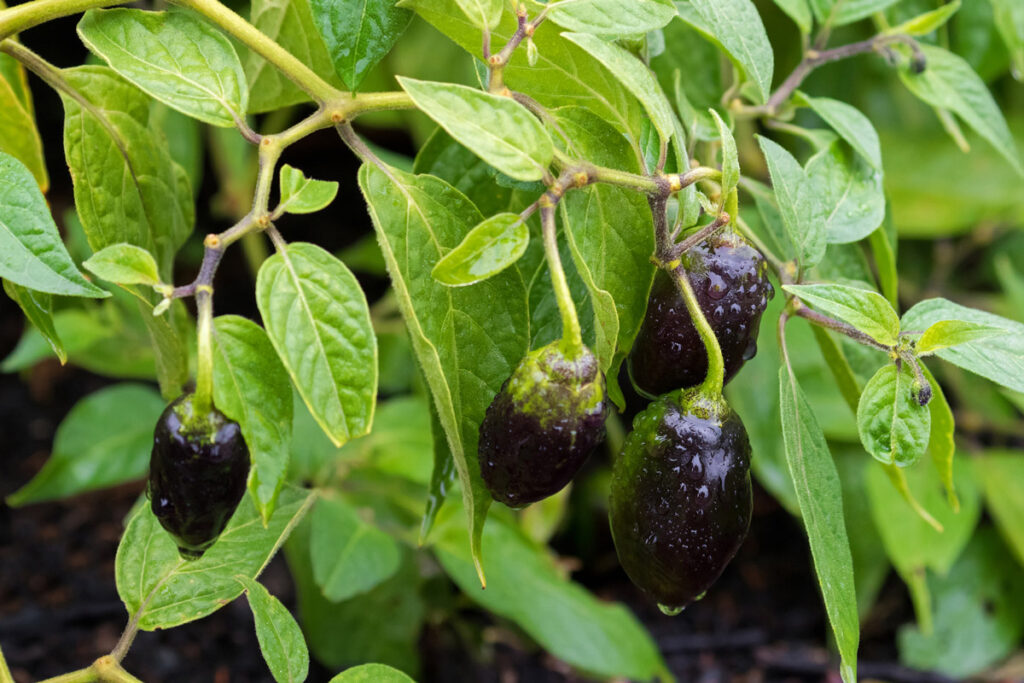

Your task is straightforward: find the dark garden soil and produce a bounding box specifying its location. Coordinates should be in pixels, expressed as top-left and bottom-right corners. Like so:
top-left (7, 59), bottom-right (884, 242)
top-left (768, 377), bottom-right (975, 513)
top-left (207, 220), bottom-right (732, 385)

top-left (0, 24), bottom-right (966, 683)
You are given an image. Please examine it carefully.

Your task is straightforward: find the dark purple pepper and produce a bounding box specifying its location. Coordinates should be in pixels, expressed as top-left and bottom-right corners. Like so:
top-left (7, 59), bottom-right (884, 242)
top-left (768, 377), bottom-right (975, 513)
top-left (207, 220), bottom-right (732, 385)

top-left (148, 394), bottom-right (249, 560)
top-left (478, 342), bottom-right (608, 507)
top-left (609, 391), bottom-right (752, 612)
top-left (629, 232), bottom-right (773, 396)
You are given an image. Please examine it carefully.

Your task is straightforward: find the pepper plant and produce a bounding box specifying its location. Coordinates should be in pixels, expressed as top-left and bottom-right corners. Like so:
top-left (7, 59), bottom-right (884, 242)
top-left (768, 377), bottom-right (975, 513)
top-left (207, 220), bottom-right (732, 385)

top-left (2, 0), bottom-right (1024, 680)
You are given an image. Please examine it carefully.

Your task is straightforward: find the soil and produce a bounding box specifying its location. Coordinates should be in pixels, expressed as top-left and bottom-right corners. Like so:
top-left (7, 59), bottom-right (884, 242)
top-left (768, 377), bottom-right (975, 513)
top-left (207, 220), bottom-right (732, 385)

top-left (0, 21), bottom-right (964, 683)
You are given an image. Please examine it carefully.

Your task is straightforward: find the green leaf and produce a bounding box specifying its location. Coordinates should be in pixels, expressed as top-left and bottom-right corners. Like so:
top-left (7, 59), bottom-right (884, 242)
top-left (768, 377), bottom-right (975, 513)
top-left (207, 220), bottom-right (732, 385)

top-left (83, 244), bottom-right (161, 286)
top-left (915, 320), bottom-right (1006, 356)
top-left (868, 220), bottom-right (898, 308)
top-left (256, 242), bottom-right (377, 447)
top-left (116, 487), bottom-right (315, 630)
top-left (329, 664), bottom-right (414, 683)
top-left (435, 512), bottom-right (668, 682)
top-left (547, 0), bottom-right (676, 37)
top-left (899, 44), bottom-right (1023, 177)
top-left (922, 364), bottom-right (958, 510)
top-left (398, 78), bottom-right (553, 182)
top-left (78, 8), bottom-right (249, 127)
top-left (309, 0), bottom-right (412, 91)
top-left (420, 398), bottom-right (456, 543)
top-left (0, 152), bottom-right (107, 298)
top-left (785, 283), bottom-right (900, 346)
top-left (61, 66), bottom-right (194, 278)
top-left (310, 495), bottom-right (402, 602)
top-left (866, 457), bottom-right (981, 627)
top-left (6, 384), bottom-right (164, 506)
top-left (0, 69), bottom-right (47, 191)
top-left (212, 315), bottom-right (293, 521)
top-left (901, 298), bottom-right (1024, 393)
top-left (973, 453), bottom-right (1024, 568)
top-left (684, 0), bottom-right (774, 104)
top-left (561, 32), bottom-right (675, 143)
top-left (358, 162), bottom-right (530, 582)
top-left (450, 0), bottom-right (502, 29)
top-left (857, 364), bottom-right (931, 467)
top-left (710, 109), bottom-right (738, 199)
top-left (431, 212), bottom-right (528, 286)
top-left (3, 281), bottom-right (63, 364)
top-left (798, 93), bottom-right (882, 170)
top-left (770, 0), bottom-right (812, 33)
top-left (651, 16), bottom-right (723, 143)
top-left (810, 0), bottom-right (901, 26)
top-left (990, 0), bottom-right (1024, 79)
top-left (245, 0), bottom-right (342, 112)
top-left (756, 136), bottom-right (826, 268)
top-left (237, 576), bottom-right (309, 683)
top-left (898, 529), bottom-right (1024, 678)
top-left (778, 364), bottom-right (860, 683)
top-left (277, 164), bottom-right (339, 215)
top-left (885, 0), bottom-right (961, 37)
top-left (805, 142), bottom-right (885, 244)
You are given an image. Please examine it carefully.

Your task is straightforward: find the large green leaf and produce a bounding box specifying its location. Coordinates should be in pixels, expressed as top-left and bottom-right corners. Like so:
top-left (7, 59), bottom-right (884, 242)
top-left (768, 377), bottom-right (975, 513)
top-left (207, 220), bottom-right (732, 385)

top-left (78, 8), bottom-right (249, 127)
top-left (810, 0), bottom-right (902, 25)
top-left (683, 0), bottom-right (774, 104)
top-left (2, 281), bottom-right (63, 363)
top-left (784, 283), bottom-right (900, 346)
top-left (973, 452), bottom-right (1024, 568)
top-left (547, 0), bottom-right (676, 38)
top-left (116, 487), bottom-right (315, 630)
top-left (256, 242), bottom-right (377, 447)
top-left (901, 298), bottom-right (1024, 393)
top-left (212, 315), bottom-right (293, 521)
top-left (245, 0), bottom-right (342, 112)
top-left (0, 71), bottom-right (47, 190)
top-left (0, 152), bottom-right (107, 298)
top-left (60, 65), bottom-right (194, 278)
top-left (899, 44), bottom-right (1023, 177)
top-left (309, 0), bottom-right (411, 91)
top-left (857, 364), bottom-right (931, 467)
top-left (799, 94), bottom-right (882, 170)
top-left (357, 162), bottom-right (530, 580)
top-left (922, 364), bottom-right (957, 509)
top-left (650, 16), bottom-right (723, 143)
top-left (237, 576), bottom-right (310, 683)
top-left (990, 0), bottom-right (1024, 78)
top-left (805, 142), bottom-right (885, 244)
top-left (778, 364), bottom-right (859, 683)
top-left (6, 384), bottom-right (164, 506)
top-left (756, 136), bottom-right (826, 268)
top-left (398, 77), bottom-right (554, 182)
top-left (435, 512), bottom-right (668, 681)
top-left (562, 32), bottom-right (675, 143)
top-left (310, 495), bottom-right (402, 602)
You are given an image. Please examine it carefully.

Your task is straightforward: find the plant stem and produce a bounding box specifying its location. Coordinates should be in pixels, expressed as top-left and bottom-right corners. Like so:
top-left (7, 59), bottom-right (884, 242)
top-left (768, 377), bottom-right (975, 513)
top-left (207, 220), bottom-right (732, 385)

top-left (36, 670), bottom-right (99, 683)
top-left (672, 263), bottom-right (725, 397)
top-left (540, 203), bottom-right (584, 358)
top-left (92, 657), bottom-right (143, 683)
top-left (172, 0), bottom-right (340, 104)
top-left (0, 0), bottom-right (119, 39)
top-left (790, 300), bottom-right (893, 352)
top-left (192, 280), bottom-right (215, 417)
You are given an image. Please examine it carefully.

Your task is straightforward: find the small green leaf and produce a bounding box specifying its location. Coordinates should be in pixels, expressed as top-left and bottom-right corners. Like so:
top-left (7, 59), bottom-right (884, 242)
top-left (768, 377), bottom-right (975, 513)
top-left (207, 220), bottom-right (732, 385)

top-left (901, 298), bottom-right (1024, 393)
top-left (328, 664), bottom-right (414, 683)
top-left (809, 0), bottom-right (901, 26)
top-left (116, 487), bottom-right (315, 630)
top-left (683, 0), bottom-right (774, 104)
top-left (756, 136), bottom-right (826, 268)
top-left (3, 281), bottom-right (63, 364)
top-left (432, 212), bottom-right (528, 286)
top-left (398, 77), bottom-right (553, 182)
top-left (256, 242), bottom-right (378, 447)
top-left (915, 320), bottom-right (1006, 355)
top-left (450, 0), bottom-right (502, 29)
top-left (6, 384), bottom-right (164, 506)
top-left (277, 164), bottom-right (339, 215)
top-left (309, 0), bottom-right (411, 91)
top-left (0, 152), bottom-right (108, 298)
top-left (778, 365), bottom-right (859, 683)
top-left (886, 0), bottom-right (961, 37)
top-left (212, 316), bottom-right (293, 522)
top-left (857, 364), bottom-right (931, 466)
top-left (770, 0), bottom-right (812, 33)
top-left (237, 576), bottom-right (309, 683)
top-left (311, 496), bottom-right (402, 602)
top-left (785, 283), bottom-right (900, 346)
top-left (798, 93), bottom-right (882, 170)
top-left (561, 32), bottom-right (676, 143)
top-left (547, 0), bottom-right (676, 38)
top-left (899, 44), bottom-right (1023, 177)
top-left (710, 109), bottom-right (738, 199)
top-left (84, 244), bottom-right (161, 286)
top-left (78, 8), bottom-right (249, 127)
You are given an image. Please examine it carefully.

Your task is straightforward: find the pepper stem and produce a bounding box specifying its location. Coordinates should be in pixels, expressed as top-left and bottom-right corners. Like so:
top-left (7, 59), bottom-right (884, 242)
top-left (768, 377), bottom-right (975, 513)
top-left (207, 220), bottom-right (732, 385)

top-left (193, 285), bottom-right (215, 418)
top-left (671, 265), bottom-right (725, 398)
top-left (540, 203), bottom-right (584, 358)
